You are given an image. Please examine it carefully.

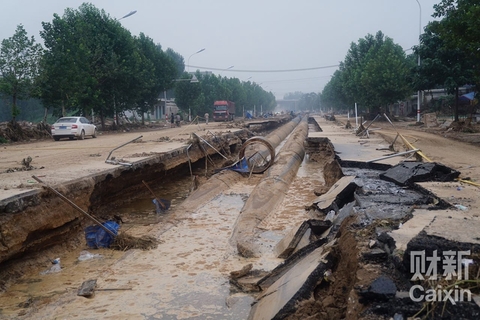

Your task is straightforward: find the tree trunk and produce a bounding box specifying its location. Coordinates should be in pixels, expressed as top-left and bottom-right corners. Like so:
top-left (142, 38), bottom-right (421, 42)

top-left (43, 107), bottom-right (48, 123)
top-left (11, 93), bottom-right (18, 124)
top-left (454, 87), bottom-right (459, 122)
top-left (100, 108), bottom-right (105, 131)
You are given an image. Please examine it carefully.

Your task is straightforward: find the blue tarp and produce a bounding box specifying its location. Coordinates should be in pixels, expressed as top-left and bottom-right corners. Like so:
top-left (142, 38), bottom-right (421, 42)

top-left (460, 92), bottom-right (475, 101)
top-left (85, 221), bottom-right (120, 248)
top-left (215, 157), bottom-right (250, 173)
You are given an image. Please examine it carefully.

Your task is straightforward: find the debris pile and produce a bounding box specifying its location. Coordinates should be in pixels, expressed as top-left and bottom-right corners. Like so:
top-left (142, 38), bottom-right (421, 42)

top-left (3, 156), bottom-right (44, 173)
top-left (232, 159), bottom-right (480, 319)
top-left (0, 121), bottom-right (51, 143)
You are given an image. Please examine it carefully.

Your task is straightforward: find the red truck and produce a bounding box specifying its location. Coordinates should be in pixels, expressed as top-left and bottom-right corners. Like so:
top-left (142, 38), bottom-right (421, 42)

top-left (213, 100), bottom-right (235, 121)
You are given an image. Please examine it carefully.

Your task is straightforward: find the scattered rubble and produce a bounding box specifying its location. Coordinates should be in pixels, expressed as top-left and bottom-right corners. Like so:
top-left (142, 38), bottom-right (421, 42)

top-left (236, 147), bottom-right (480, 319)
top-left (3, 156), bottom-right (44, 173)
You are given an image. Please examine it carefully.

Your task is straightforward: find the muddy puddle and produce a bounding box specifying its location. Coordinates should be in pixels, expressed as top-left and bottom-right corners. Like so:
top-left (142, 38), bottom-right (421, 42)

top-left (115, 174), bottom-right (193, 225)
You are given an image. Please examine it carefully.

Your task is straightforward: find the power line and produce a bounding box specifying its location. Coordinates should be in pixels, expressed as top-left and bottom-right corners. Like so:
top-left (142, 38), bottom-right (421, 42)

top-left (261, 76), bottom-right (333, 84)
top-left (186, 64), bottom-right (340, 73)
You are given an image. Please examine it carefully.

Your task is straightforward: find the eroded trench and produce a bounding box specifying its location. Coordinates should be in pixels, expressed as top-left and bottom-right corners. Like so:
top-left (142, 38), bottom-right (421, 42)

top-left (0, 116), bottom-right (475, 319)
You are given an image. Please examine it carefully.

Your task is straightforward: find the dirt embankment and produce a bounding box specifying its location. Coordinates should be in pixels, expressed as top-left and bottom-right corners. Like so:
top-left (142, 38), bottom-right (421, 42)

top-left (336, 115), bottom-right (480, 146)
top-left (0, 121), bottom-right (51, 143)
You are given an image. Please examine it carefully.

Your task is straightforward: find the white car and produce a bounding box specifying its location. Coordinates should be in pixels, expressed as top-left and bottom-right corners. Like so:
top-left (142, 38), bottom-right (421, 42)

top-left (51, 117), bottom-right (97, 141)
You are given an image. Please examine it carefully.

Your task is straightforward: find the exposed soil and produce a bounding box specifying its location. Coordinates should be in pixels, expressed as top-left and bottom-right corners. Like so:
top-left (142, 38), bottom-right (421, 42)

top-left (285, 215), bottom-right (361, 320)
top-left (1, 114), bottom-right (480, 319)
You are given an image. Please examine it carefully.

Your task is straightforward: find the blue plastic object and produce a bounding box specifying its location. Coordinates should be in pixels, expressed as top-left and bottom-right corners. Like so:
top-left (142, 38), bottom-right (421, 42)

top-left (85, 221), bottom-right (120, 248)
top-left (226, 157), bottom-right (250, 173)
top-left (153, 199), bottom-right (162, 214)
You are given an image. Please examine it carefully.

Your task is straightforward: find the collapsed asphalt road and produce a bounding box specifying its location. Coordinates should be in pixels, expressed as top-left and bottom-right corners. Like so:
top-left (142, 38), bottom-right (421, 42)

top-left (1, 115), bottom-right (480, 319)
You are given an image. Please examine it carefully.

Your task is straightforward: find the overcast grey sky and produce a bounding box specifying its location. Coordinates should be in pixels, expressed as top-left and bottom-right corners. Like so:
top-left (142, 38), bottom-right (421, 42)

top-left (2, 0), bottom-right (440, 99)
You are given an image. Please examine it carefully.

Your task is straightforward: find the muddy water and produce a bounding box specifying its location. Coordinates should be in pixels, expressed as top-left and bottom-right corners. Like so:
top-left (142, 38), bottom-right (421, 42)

top-left (253, 157), bottom-right (325, 253)
top-left (116, 174), bottom-right (193, 225)
top-left (0, 125), bottom-right (329, 319)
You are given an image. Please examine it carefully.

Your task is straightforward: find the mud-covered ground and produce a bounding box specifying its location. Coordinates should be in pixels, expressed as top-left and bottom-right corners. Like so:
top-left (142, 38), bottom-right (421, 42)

top-left (0, 122), bottom-right (329, 319)
top-left (1, 115), bottom-right (480, 319)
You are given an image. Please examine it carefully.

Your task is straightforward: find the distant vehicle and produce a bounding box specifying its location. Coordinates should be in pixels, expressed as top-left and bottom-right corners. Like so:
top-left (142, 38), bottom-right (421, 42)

top-left (51, 117), bottom-right (97, 141)
top-left (213, 100), bottom-right (235, 121)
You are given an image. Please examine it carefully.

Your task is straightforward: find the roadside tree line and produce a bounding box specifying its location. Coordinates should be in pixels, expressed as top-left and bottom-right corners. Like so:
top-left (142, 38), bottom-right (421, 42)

top-left (0, 3), bottom-right (274, 128)
top-left (175, 73), bottom-right (275, 120)
top-left (319, 0), bottom-right (478, 121)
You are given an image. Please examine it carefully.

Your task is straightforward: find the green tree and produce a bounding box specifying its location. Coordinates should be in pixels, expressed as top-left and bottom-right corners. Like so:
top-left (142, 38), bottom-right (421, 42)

top-left (338, 31), bottom-right (412, 115)
top-left (197, 73), bottom-right (221, 115)
top-left (361, 36), bottom-right (414, 114)
top-left (39, 3), bottom-right (142, 129)
top-left (320, 70), bottom-right (349, 112)
top-left (133, 35), bottom-right (177, 124)
top-left (283, 92), bottom-right (303, 100)
top-left (173, 73), bottom-right (202, 116)
top-left (229, 78), bottom-right (247, 115)
top-left (165, 48), bottom-right (185, 79)
top-left (174, 73), bottom-right (273, 118)
top-left (341, 32), bottom-right (382, 109)
top-left (413, 21), bottom-right (475, 121)
top-left (298, 92), bottom-right (319, 111)
top-left (0, 24), bottom-right (43, 123)
top-left (433, 0), bottom-right (480, 86)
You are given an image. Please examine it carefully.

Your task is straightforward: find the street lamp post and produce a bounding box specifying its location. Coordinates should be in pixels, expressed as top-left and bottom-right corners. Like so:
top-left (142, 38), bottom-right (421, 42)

top-left (118, 10), bottom-right (137, 20)
top-left (167, 75), bottom-right (199, 122)
top-left (187, 48), bottom-right (205, 73)
top-left (113, 10), bottom-right (137, 126)
top-left (415, 0), bottom-right (422, 123)
top-left (253, 83), bottom-right (262, 117)
top-left (187, 49), bottom-right (205, 121)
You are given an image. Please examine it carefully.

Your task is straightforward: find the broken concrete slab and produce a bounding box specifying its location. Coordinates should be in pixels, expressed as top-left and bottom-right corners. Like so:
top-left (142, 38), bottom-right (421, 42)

top-left (346, 166), bottom-right (445, 222)
top-left (379, 162), bottom-right (460, 187)
top-left (402, 216), bottom-right (480, 277)
top-left (229, 264), bottom-right (267, 293)
top-left (258, 239), bottom-right (330, 290)
top-left (248, 243), bottom-right (333, 320)
top-left (309, 176), bottom-right (357, 213)
top-left (332, 200), bottom-right (356, 227)
top-left (424, 215), bottom-right (480, 245)
top-left (274, 220), bottom-right (331, 259)
top-left (389, 209), bottom-right (454, 252)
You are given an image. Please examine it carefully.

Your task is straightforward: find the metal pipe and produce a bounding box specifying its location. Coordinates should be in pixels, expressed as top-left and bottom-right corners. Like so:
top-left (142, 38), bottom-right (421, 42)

top-left (232, 116), bottom-right (309, 257)
top-left (105, 135), bottom-right (143, 164)
top-left (105, 160), bottom-right (134, 167)
top-left (193, 133), bottom-right (228, 160)
top-left (32, 175), bottom-right (117, 237)
top-left (186, 144), bottom-right (193, 177)
top-left (366, 149), bottom-right (420, 163)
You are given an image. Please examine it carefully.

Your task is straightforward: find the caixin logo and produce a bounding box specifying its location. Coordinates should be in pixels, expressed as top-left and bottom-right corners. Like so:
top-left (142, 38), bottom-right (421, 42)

top-left (409, 250), bottom-right (473, 305)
